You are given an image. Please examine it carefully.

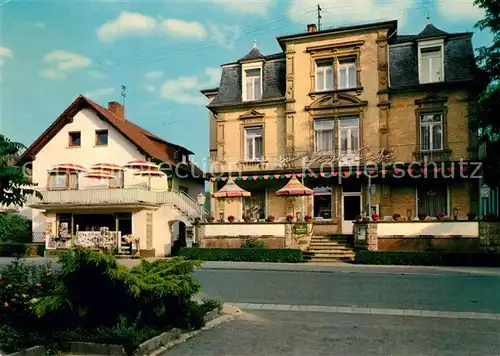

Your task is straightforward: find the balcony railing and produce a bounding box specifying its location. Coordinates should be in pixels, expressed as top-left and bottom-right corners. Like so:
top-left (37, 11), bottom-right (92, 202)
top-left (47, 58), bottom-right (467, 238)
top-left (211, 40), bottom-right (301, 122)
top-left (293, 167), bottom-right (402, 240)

top-left (27, 187), bottom-right (158, 206)
top-left (26, 186), bottom-right (207, 220)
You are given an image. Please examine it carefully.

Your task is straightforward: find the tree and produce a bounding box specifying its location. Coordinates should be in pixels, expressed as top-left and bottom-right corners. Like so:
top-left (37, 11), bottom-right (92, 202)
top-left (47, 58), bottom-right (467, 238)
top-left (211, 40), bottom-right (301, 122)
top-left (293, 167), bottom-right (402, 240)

top-left (469, 0), bottom-right (500, 186)
top-left (0, 134), bottom-right (42, 206)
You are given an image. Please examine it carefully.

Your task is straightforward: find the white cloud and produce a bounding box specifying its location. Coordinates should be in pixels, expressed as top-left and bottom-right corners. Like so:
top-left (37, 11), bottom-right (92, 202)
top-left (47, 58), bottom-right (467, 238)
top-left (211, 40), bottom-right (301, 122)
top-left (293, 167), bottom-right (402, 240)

top-left (34, 22), bottom-right (45, 29)
top-left (97, 12), bottom-right (157, 43)
top-left (208, 23), bottom-right (241, 49)
top-left (144, 70), bottom-right (164, 80)
top-left (39, 68), bottom-right (65, 80)
top-left (289, 0), bottom-right (416, 26)
top-left (88, 70), bottom-right (106, 79)
top-left (84, 87), bottom-right (116, 99)
top-left (44, 50), bottom-right (91, 71)
top-left (143, 85), bottom-right (156, 92)
top-left (97, 12), bottom-right (206, 42)
top-left (0, 46), bottom-right (13, 59)
top-left (435, 0), bottom-right (484, 21)
top-left (161, 19), bottom-right (206, 39)
top-left (210, 0), bottom-right (274, 15)
top-left (160, 67), bottom-right (221, 105)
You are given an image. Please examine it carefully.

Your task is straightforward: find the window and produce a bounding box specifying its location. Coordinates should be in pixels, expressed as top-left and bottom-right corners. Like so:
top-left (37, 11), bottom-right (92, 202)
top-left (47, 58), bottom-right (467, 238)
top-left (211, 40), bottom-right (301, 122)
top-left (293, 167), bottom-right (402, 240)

top-left (420, 113), bottom-right (443, 151)
top-left (244, 68), bottom-right (262, 101)
top-left (417, 184), bottom-right (448, 216)
top-left (68, 132), bottom-right (81, 147)
top-left (314, 119), bottom-right (334, 154)
top-left (419, 46), bottom-right (443, 84)
top-left (48, 172), bottom-right (78, 190)
top-left (244, 127), bottom-right (263, 161)
top-left (338, 57), bottom-right (357, 89)
top-left (313, 187), bottom-right (332, 220)
top-left (243, 190), bottom-right (266, 220)
top-left (316, 59), bottom-right (334, 91)
top-left (95, 130), bottom-right (108, 146)
top-left (339, 118), bottom-right (360, 154)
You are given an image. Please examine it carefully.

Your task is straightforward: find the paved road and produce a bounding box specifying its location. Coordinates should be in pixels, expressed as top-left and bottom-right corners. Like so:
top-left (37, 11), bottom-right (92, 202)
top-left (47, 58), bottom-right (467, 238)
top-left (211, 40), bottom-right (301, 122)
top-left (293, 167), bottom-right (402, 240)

top-left (163, 310), bottom-right (500, 356)
top-left (194, 268), bottom-right (500, 313)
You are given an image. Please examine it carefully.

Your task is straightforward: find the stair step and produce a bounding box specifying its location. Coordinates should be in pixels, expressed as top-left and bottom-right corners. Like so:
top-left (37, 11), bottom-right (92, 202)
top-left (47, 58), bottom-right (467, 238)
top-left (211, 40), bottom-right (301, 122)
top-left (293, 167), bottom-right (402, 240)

top-left (309, 250), bottom-right (354, 254)
top-left (309, 252), bottom-right (355, 257)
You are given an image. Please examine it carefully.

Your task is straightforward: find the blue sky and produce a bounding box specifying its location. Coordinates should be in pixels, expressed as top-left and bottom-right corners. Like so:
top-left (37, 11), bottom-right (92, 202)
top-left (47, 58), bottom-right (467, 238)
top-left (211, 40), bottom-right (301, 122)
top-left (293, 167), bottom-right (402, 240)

top-left (0, 0), bottom-right (492, 168)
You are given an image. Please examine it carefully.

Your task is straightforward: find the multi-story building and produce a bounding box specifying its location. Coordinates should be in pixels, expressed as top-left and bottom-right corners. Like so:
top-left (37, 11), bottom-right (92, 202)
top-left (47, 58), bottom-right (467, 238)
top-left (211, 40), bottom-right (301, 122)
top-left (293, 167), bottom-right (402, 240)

top-left (202, 20), bottom-right (479, 234)
top-left (22, 95), bottom-right (206, 256)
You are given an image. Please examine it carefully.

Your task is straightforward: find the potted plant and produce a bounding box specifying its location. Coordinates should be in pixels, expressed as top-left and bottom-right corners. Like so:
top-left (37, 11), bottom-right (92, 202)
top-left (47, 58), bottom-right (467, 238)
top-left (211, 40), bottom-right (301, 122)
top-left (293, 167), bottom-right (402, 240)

top-left (467, 212), bottom-right (477, 221)
top-left (207, 216), bottom-right (215, 223)
top-left (242, 215), bottom-right (252, 222)
top-left (371, 212), bottom-right (380, 222)
top-left (418, 213), bottom-right (427, 221)
top-left (304, 215), bottom-right (313, 223)
top-left (354, 214), bottom-right (362, 222)
top-left (392, 213), bottom-right (402, 221)
top-left (227, 215), bottom-right (235, 223)
top-left (266, 215), bottom-right (275, 222)
top-left (436, 212), bottom-right (445, 221)
top-left (286, 214), bottom-right (294, 222)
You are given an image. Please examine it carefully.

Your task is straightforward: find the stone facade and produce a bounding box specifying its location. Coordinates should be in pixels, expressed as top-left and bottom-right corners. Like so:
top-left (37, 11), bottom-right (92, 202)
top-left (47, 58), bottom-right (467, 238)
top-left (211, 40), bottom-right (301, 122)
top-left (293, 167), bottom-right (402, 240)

top-left (478, 222), bottom-right (500, 252)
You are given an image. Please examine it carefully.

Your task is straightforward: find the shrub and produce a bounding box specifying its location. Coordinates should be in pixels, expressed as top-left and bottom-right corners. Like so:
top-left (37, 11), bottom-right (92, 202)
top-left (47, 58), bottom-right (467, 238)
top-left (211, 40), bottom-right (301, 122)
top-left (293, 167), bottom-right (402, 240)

top-left (0, 243), bottom-right (45, 257)
top-left (355, 251), bottom-right (500, 267)
top-left (179, 247), bottom-right (303, 263)
top-left (241, 237), bottom-right (266, 249)
top-left (0, 212), bottom-right (32, 243)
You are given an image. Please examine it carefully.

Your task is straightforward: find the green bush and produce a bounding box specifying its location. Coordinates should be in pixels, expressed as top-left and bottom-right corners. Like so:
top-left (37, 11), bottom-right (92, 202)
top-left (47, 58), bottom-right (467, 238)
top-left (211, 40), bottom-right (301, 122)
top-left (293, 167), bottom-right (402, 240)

top-left (179, 247), bottom-right (303, 263)
top-left (0, 212), bottom-right (32, 243)
top-left (0, 248), bottom-right (219, 355)
top-left (355, 251), bottom-right (500, 267)
top-left (241, 237), bottom-right (266, 249)
top-left (0, 243), bottom-right (45, 257)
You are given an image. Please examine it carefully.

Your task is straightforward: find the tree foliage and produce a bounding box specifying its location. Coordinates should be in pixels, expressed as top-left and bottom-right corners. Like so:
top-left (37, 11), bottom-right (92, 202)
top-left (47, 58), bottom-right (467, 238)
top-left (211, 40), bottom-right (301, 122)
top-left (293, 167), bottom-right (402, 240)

top-left (469, 0), bottom-right (500, 185)
top-left (0, 212), bottom-right (32, 243)
top-left (0, 134), bottom-right (42, 206)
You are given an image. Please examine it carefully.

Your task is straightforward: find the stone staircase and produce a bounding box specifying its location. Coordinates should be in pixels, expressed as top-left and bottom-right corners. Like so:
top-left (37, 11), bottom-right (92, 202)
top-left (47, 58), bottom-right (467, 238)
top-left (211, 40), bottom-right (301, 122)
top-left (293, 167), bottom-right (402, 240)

top-left (303, 235), bottom-right (355, 263)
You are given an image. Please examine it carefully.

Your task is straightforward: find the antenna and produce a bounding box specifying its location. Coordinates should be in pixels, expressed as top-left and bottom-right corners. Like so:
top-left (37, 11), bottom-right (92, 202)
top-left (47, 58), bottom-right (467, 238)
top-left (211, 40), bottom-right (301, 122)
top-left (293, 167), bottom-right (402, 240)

top-left (426, 10), bottom-right (431, 25)
top-left (317, 4), bottom-right (322, 31)
top-left (120, 85), bottom-right (126, 109)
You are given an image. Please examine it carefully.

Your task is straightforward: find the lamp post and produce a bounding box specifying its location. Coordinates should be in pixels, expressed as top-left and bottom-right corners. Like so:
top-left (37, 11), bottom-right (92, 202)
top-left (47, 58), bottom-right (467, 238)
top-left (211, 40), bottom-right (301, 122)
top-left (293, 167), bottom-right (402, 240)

top-left (197, 193), bottom-right (206, 221)
top-left (453, 207), bottom-right (459, 220)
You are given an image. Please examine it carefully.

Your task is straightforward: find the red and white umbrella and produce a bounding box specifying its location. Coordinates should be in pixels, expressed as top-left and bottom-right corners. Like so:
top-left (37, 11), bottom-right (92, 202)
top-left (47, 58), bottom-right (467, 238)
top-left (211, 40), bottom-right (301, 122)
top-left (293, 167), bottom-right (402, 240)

top-left (50, 163), bottom-right (87, 173)
top-left (92, 163), bottom-right (123, 171)
top-left (122, 160), bottom-right (159, 170)
top-left (133, 170), bottom-right (166, 177)
top-left (84, 170), bottom-right (115, 179)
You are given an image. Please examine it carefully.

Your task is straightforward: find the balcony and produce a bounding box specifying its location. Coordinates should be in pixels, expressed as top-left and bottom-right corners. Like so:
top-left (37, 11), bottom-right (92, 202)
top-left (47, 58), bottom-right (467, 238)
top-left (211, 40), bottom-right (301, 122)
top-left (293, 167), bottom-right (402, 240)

top-left (413, 149), bottom-right (452, 163)
top-left (27, 187), bottom-right (158, 207)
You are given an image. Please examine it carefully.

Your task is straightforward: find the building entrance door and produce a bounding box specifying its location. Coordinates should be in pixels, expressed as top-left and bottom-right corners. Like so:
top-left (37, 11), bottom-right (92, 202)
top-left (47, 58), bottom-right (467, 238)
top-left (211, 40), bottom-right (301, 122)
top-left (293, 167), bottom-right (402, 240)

top-left (342, 193), bottom-right (362, 234)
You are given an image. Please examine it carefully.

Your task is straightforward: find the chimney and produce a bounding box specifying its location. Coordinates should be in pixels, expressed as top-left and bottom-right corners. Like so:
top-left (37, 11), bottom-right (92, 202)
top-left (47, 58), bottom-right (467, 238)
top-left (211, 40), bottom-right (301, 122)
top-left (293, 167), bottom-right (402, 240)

top-left (307, 23), bottom-right (317, 33)
top-left (108, 101), bottom-right (124, 120)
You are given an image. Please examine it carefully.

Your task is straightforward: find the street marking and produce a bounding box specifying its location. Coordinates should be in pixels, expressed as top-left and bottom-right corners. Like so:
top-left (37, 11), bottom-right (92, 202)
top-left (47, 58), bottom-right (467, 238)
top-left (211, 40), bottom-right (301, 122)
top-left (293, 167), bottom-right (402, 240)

top-left (228, 302), bottom-right (500, 321)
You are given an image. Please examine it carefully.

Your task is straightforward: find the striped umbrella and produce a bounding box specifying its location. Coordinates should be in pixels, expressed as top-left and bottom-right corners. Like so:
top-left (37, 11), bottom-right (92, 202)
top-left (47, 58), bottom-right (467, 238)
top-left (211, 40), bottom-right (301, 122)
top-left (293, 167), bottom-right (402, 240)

top-left (276, 174), bottom-right (313, 196)
top-left (92, 163), bottom-right (123, 171)
top-left (133, 170), bottom-right (166, 177)
top-left (51, 163), bottom-right (87, 173)
top-left (84, 170), bottom-right (115, 179)
top-left (122, 160), bottom-right (159, 170)
top-left (212, 178), bottom-right (251, 198)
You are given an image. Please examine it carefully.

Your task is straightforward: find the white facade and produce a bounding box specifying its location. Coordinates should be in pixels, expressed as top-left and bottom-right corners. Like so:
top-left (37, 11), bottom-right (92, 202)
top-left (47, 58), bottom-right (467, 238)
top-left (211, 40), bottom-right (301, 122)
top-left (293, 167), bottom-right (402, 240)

top-left (28, 106), bottom-right (205, 256)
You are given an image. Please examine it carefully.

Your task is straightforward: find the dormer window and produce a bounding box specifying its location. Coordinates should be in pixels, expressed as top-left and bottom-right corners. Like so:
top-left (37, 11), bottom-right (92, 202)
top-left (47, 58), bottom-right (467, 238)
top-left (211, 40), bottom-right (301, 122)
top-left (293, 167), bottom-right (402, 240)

top-left (418, 40), bottom-right (444, 84)
top-left (242, 63), bottom-right (262, 101)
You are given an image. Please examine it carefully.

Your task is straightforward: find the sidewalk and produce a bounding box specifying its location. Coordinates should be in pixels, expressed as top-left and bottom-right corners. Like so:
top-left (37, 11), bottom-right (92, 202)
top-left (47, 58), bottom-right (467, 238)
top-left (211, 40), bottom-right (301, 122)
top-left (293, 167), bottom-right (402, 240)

top-left (198, 261), bottom-right (500, 276)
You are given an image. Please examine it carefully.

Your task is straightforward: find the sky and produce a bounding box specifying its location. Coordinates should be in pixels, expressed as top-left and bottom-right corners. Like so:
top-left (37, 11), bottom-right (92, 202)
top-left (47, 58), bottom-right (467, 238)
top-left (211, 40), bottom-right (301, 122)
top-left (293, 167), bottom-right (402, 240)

top-left (0, 0), bottom-right (492, 168)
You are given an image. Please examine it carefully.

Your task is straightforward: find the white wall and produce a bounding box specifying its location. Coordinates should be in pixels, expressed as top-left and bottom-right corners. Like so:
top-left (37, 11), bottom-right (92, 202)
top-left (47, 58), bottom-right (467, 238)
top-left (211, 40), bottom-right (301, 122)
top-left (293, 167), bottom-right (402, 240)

top-left (376, 222), bottom-right (479, 237)
top-left (204, 223), bottom-right (286, 237)
top-left (171, 175), bottom-right (205, 201)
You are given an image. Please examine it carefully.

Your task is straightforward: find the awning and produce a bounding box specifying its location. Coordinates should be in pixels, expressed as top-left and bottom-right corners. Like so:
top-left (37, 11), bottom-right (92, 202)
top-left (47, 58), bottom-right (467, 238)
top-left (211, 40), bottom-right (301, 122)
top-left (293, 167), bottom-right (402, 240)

top-left (123, 160), bottom-right (159, 170)
top-left (133, 170), bottom-right (166, 177)
top-left (276, 175), bottom-right (313, 197)
top-left (212, 179), bottom-right (251, 198)
top-left (92, 163), bottom-right (123, 171)
top-left (84, 170), bottom-right (115, 179)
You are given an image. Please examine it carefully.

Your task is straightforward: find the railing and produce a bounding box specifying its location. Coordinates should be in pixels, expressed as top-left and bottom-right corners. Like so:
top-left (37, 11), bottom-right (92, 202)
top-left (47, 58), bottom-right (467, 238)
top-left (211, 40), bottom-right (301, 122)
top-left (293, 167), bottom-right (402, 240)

top-left (27, 186), bottom-right (207, 220)
top-left (27, 187), bottom-right (157, 205)
top-left (156, 189), bottom-right (208, 218)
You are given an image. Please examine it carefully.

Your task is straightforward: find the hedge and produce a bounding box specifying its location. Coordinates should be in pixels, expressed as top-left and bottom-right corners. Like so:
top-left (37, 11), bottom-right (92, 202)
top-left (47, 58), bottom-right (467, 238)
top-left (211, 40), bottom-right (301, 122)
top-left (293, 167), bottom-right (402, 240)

top-left (179, 247), bottom-right (303, 263)
top-left (0, 243), bottom-right (45, 257)
top-left (355, 251), bottom-right (500, 267)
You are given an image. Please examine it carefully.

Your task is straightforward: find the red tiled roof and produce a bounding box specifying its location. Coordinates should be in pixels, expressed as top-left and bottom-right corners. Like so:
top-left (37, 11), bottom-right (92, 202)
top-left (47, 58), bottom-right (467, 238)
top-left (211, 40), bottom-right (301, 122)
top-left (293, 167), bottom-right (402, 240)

top-left (22, 95), bottom-right (205, 179)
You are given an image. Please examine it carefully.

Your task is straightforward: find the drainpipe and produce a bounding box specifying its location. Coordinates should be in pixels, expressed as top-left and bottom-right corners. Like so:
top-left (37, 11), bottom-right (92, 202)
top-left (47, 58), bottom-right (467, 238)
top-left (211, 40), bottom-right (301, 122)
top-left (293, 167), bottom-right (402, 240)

top-left (301, 175), bottom-right (305, 219)
top-left (367, 176), bottom-right (372, 218)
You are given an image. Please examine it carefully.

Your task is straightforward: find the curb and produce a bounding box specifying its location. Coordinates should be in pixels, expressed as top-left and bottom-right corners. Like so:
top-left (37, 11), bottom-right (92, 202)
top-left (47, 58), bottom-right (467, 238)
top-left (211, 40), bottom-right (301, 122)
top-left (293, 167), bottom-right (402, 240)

top-left (149, 303), bottom-right (242, 356)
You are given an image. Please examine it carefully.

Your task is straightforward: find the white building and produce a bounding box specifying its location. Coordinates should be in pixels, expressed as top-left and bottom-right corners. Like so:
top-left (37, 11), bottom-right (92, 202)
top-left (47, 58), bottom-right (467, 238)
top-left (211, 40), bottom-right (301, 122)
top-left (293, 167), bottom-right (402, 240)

top-left (22, 95), bottom-right (206, 257)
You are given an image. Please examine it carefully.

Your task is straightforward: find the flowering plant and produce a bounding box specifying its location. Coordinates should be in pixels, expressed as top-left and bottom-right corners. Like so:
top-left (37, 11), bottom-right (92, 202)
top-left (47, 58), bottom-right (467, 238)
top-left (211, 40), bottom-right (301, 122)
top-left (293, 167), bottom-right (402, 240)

top-left (371, 212), bottom-right (380, 221)
top-left (286, 214), bottom-right (294, 222)
top-left (436, 212), bottom-right (445, 218)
